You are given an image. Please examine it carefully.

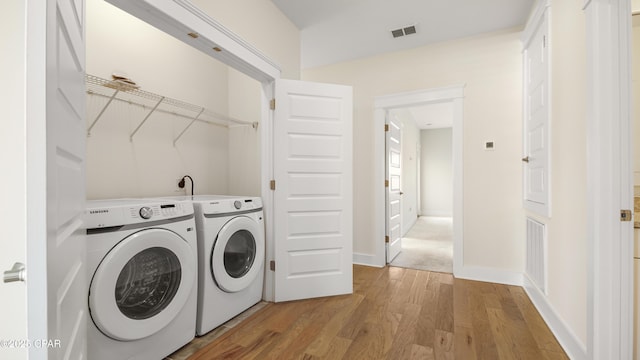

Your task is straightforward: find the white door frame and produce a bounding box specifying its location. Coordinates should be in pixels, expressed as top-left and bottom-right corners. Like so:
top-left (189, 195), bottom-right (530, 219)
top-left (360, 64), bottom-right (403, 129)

top-left (373, 86), bottom-right (464, 274)
top-left (3, 1), bottom-right (29, 358)
top-left (25, 1), bottom-right (51, 356)
top-left (584, 0), bottom-right (633, 358)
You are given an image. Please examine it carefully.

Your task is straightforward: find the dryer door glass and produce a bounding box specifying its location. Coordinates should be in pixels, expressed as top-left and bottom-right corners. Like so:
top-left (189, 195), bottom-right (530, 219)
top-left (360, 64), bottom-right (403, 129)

top-left (224, 230), bottom-right (256, 278)
top-left (115, 247), bottom-right (182, 320)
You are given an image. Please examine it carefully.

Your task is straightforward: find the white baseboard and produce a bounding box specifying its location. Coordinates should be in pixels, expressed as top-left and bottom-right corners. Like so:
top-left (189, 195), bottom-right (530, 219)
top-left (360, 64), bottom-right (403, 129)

top-left (420, 210), bottom-right (454, 217)
top-left (353, 252), bottom-right (383, 267)
top-left (522, 275), bottom-right (588, 360)
top-left (455, 265), bottom-right (523, 286)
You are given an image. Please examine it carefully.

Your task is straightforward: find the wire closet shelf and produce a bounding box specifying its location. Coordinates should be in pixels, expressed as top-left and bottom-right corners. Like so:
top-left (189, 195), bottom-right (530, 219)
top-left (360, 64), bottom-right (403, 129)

top-left (85, 74), bottom-right (258, 145)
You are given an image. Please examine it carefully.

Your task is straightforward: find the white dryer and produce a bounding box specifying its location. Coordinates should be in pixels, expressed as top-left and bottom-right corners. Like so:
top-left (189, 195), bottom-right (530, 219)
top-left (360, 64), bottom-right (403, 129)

top-left (84, 199), bottom-right (197, 360)
top-left (188, 195), bottom-right (265, 336)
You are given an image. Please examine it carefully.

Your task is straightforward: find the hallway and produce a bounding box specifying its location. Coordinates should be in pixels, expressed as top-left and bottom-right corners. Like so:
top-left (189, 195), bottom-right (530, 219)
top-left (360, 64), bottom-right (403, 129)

top-left (390, 216), bottom-right (453, 273)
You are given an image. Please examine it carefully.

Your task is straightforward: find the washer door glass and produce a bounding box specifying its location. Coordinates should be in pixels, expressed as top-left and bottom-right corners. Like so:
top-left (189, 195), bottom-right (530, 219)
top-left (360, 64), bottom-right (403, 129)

top-left (211, 216), bottom-right (264, 293)
top-left (224, 230), bottom-right (256, 278)
top-left (115, 247), bottom-right (181, 320)
top-left (89, 228), bottom-right (195, 341)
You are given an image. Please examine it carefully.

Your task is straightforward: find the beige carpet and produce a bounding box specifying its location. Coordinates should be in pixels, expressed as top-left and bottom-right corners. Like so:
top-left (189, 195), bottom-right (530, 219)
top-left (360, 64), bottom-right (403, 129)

top-left (389, 216), bottom-right (453, 273)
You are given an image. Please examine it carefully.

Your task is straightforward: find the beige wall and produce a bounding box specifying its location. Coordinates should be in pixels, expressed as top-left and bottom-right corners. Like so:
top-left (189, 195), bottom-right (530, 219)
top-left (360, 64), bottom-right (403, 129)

top-left (548, 0), bottom-right (588, 345)
top-left (303, 28), bottom-right (524, 268)
top-left (86, 0), bottom-right (231, 198)
top-left (228, 69), bottom-right (263, 196)
top-left (85, 0), bottom-right (299, 199)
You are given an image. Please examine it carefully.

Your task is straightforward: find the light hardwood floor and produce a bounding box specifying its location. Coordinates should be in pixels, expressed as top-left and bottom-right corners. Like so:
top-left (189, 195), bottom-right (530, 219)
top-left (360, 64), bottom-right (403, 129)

top-left (171, 265), bottom-right (568, 359)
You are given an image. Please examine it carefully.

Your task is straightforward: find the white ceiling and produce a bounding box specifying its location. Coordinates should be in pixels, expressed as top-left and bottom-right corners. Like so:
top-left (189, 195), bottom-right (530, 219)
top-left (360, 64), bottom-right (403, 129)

top-left (270, 0), bottom-right (534, 69)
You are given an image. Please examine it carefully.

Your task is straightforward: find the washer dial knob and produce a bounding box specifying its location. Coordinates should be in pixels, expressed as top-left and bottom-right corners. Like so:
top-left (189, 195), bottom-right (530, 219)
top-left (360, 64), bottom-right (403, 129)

top-left (234, 200), bottom-right (242, 210)
top-left (139, 206), bottom-right (153, 219)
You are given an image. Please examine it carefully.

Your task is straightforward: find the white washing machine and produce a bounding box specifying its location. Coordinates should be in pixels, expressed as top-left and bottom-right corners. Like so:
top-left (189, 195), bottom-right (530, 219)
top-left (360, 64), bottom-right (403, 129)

top-left (186, 195), bottom-right (265, 336)
top-left (84, 199), bottom-right (197, 360)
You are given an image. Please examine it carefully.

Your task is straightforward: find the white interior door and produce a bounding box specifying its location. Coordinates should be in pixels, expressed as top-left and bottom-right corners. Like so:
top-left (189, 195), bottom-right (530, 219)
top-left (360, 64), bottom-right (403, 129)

top-left (25, 0), bottom-right (88, 357)
top-left (386, 116), bottom-right (402, 262)
top-left (273, 79), bottom-right (353, 302)
top-left (0, 1), bottom-right (27, 359)
top-left (523, 10), bottom-right (550, 216)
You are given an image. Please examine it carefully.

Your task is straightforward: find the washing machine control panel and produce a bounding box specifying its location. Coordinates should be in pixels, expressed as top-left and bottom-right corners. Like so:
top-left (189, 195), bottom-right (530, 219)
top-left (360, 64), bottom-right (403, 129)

top-left (139, 206), bottom-right (153, 219)
top-left (84, 200), bottom-right (194, 229)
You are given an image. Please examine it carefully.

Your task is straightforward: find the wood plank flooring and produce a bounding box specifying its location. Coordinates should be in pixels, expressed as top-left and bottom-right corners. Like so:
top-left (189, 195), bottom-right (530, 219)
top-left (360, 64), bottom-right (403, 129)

top-left (173, 265), bottom-right (568, 360)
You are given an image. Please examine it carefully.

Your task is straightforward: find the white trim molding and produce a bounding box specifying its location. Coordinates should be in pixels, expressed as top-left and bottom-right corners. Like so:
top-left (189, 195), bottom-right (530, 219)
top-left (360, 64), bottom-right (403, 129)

top-left (105, 0), bottom-right (281, 82)
top-left (584, 0), bottom-right (634, 359)
top-left (373, 85), bottom-right (465, 273)
top-left (353, 253), bottom-right (381, 267)
top-left (456, 266), bottom-right (523, 286)
top-left (522, 0), bottom-right (551, 48)
top-left (523, 276), bottom-right (589, 359)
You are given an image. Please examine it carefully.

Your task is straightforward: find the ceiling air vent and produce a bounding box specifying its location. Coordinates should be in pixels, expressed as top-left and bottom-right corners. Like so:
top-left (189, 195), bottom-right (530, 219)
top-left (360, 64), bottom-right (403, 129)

top-left (391, 25), bottom-right (417, 38)
top-left (403, 25), bottom-right (416, 35)
top-left (391, 29), bottom-right (405, 38)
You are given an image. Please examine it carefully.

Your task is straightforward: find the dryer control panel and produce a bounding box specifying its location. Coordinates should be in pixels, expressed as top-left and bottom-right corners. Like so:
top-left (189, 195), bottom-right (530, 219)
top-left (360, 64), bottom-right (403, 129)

top-left (85, 199), bottom-right (194, 229)
top-left (199, 197), bottom-right (263, 215)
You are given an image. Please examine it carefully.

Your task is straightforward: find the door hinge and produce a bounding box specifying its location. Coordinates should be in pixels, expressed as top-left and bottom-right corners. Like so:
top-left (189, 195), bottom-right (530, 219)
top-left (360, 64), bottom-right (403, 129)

top-left (270, 260), bottom-right (275, 271)
top-left (621, 209), bottom-right (633, 222)
top-left (385, 180), bottom-right (389, 188)
top-left (384, 124), bottom-right (389, 132)
top-left (385, 236), bottom-right (389, 243)
top-left (270, 180), bottom-right (276, 190)
top-left (543, 35), bottom-right (546, 48)
top-left (270, 98), bottom-right (276, 110)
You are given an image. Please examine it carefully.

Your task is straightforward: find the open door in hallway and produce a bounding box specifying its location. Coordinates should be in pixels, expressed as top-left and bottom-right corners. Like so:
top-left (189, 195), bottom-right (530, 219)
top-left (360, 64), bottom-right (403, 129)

top-left (386, 115), bottom-right (403, 262)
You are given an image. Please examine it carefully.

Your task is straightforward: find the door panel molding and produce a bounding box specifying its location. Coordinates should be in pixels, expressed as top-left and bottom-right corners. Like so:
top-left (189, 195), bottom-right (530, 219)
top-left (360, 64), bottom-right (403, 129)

top-left (273, 79), bottom-right (353, 302)
top-left (522, 2), bottom-right (551, 217)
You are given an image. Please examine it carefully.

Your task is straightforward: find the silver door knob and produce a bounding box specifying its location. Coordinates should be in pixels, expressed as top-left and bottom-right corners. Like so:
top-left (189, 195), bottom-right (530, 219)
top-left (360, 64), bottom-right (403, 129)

top-left (3, 262), bottom-right (25, 283)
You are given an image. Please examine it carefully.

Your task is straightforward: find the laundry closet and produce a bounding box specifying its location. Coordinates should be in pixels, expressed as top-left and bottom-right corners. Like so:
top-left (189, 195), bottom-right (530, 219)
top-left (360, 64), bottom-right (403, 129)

top-left (85, 0), bottom-right (262, 199)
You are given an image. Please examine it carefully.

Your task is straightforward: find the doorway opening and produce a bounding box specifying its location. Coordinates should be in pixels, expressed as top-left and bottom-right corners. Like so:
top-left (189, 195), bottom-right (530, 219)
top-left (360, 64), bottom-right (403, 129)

top-left (388, 105), bottom-right (454, 273)
top-left (373, 85), bottom-right (464, 276)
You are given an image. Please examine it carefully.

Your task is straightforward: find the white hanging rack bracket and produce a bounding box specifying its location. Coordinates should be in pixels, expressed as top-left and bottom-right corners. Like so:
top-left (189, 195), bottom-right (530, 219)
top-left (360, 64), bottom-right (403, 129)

top-left (129, 96), bottom-right (164, 141)
top-left (85, 74), bottom-right (257, 141)
top-left (173, 107), bottom-right (205, 146)
top-left (87, 89), bottom-right (118, 136)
